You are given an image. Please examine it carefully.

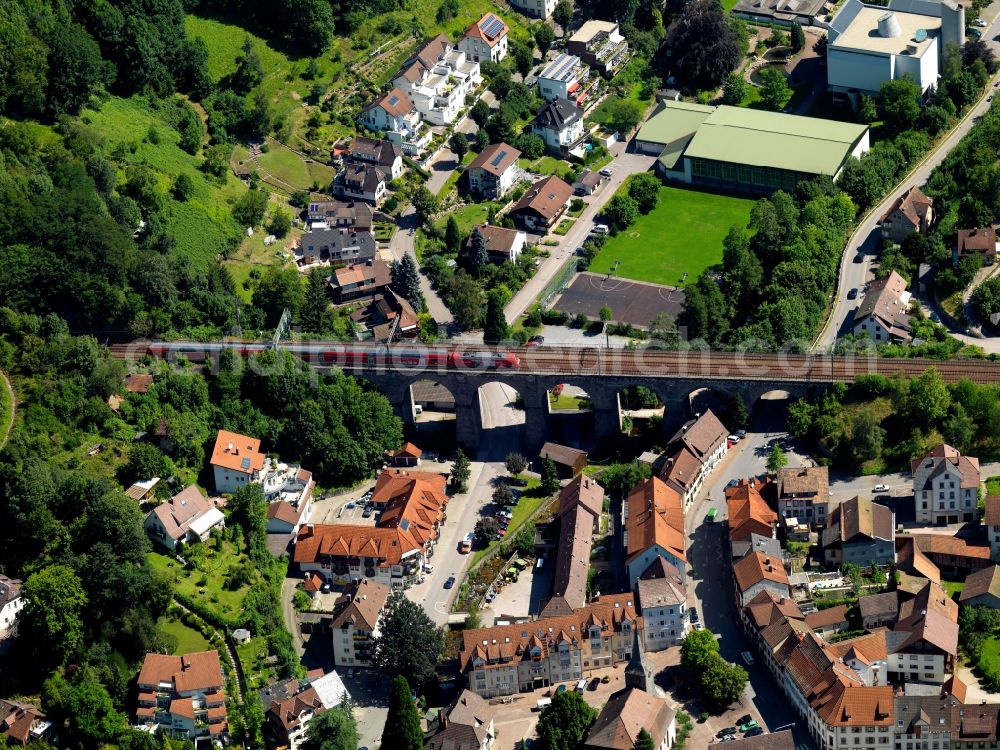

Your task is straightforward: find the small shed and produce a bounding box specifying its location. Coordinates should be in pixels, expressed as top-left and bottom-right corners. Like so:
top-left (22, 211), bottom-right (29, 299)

top-left (540, 442), bottom-right (588, 478)
top-left (387, 442), bottom-right (423, 467)
top-left (233, 628), bottom-right (251, 644)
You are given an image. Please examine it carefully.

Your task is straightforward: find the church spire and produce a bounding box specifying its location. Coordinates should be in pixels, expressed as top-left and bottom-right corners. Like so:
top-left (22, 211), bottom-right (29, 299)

top-left (624, 624), bottom-right (654, 693)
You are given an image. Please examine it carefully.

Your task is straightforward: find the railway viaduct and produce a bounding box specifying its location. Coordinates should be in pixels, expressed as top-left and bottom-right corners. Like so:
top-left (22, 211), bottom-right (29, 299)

top-left (353, 366), bottom-right (836, 454)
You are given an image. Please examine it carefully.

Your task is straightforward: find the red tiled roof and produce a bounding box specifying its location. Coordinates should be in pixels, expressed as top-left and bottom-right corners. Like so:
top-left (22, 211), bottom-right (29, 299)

top-left (625, 477), bottom-right (685, 564)
top-left (733, 551), bottom-right (788, 593)
top-left (210, 429), bottom-right (265, 475)
top-left (727, 480), bottom-right (777, 543)
top-left (293, 524), bottom-right (421, 567)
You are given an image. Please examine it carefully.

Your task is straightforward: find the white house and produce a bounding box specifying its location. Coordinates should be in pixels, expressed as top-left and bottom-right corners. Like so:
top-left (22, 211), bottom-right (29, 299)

top-left (135, 651), bottom-right (228, 743)
top-left (851, 270), bottom-right (912, 343)
top-left (509, 0), bottom-right (556, 18)
top-left (334, 163), bottom-right (387, 205)
top-left (394, 34), bottom-right (480, 126)
top-left (532, 98), bottom-right (584, 153)
top-left (466, 224), bottom-right (526, 263)
top-left (827, 0), bottom-right (965, 97)
top-left (459, 13), bottom-right (509, 64)
top-left (911, 443), bottom-right (980, 525)
top-left (330, 579), bottom-right (391, 668)
top-left (0, 575), bottom-right (23, 641)
top-left (358, 88), bottom-right (431, 156)
top-left (466, 142), bottom-right (521, 199)
top-left (537, 53), bottom-right (587, 103)
top-left (424, 690), bottom-right (496, 750)
top-left (346, 136), bottom-right (403, 180)
top-left (265, 464), bottom-right (315, 535)
top-left (144, 486), bottom-right (226, 551)
top-left (636, 558), bottom-right (687, 651)
top-left (211, 429), bottom-right (266, 494)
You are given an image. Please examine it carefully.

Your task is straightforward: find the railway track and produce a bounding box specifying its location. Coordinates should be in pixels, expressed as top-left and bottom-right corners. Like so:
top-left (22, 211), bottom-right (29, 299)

top-left (107, 341), bottom-right (1000, 384)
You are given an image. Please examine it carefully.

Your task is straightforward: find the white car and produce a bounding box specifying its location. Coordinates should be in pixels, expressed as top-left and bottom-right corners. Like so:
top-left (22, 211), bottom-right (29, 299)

top-left (599, 167), bottom-right (615, 177)
top-left (591, 224), bottom-right (610, 235)
top-left (873, 484), bottom-right (889, 493)
top-left (976, 18), bottom-right (987, 26)
top-left (423, 562), bottom-right (434, 573)
top-left (728, 434), bottom-right (741, 442)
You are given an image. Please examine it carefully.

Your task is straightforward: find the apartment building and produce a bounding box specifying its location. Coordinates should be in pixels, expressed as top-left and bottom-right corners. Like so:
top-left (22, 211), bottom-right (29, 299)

top-left (911, 444), bottom-right (980, 525)
top-left (537, 54), bottom-right (588, 103)
top-left (394, 34), bottom-right (480, 126)
top-left (567, 20), bottom-right (630, 76)
top-left (636, 558), bottom-right (687, 650)
top-left (623, 477), bottom-right (687, 585)
top-left (358, 88), bottom-right (431, 156)
top-left (293, 524), bottom-right (423, 590)
top-left (986, 495), bottom-right (1000, 562)
top-left (777, 466), bottom-right (830, 525)
top-left (726, 478), bottom-right (778, 543)
top-left (659, 409), bottom-right (728, 507)
top-left (459, 593), bottom-right (640, 698)
top-left (134, 651), bottom-right (227, 742)
top-left (466, 142), bottom-right (521, 199)
top-left (330, 578), bottom-right (390, 668)
top-left (262, 671), bottom-right (350, 750)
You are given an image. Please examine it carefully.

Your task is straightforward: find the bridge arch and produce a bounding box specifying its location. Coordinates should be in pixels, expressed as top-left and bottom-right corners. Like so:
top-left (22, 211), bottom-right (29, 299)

top-left (406, 378), bottom-right (458, 448)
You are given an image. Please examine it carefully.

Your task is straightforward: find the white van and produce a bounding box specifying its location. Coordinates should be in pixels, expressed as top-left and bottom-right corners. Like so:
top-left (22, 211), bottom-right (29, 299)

top-left (536, 698), bottom-right (552, 711)
top-left (592, 224), bottom-right (610, 235)
top-left (575, 678), bottom-right (588, 693)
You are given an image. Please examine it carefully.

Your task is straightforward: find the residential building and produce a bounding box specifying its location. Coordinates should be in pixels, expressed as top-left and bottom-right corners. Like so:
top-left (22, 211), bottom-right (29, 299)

top-left (540, 442), bottom-right (588, 477)
top-left (371, 468), bottom-right (449, 551)
top-left (328, 258), bottom-right (391, 304)
top-left (0, 700), bottom-right (51, 747)
top-left (733, 550), bottom-right (790, 607)
top-left (358, 88), bottom-right (430, 156)
top-left (330, 578), bottom-right (391, 668)
top-left (134, 651), bottom-right (228, 742)
top-left (880, 186), bottom-right (934, 244)
top-left (952, 704), bottom-right (1000, 747)
top-left (659, 409), bottom-right (728, 506)
top-left (895, 535), bottom-right (943, 585)
top-left (458, 13), bottom-right (509, 64)
top-left (424, 690), bottom-right (496, 750)
top-left (509, 175), bottom-right (573, 232)
top-left (821, 496), bottom-right (895, 566)
top-left (906, 533), bottom-right (991, 576)
top-left (726, 730), bottom-right (795, 750)
top-left (887, 581), bottom-right (958, 684)
top-left (726, 479), bottom-right (778, 543)
top-left (394, 34), bottom-right (480, 126)
top-left (533, 98), bottom-right (585, 153)
top-left (581, 687), bottom-right (676, 750)
top-left (306, 200), bottom-right (375, 230)
top-left (777, 466), bottom-right (830, 525)
top-left (742, 590), bottom-right (807, 680)
top-left (466, 225), bottom-right (527, 263)
top-left (851, 270), bottom-right (912, 343)
top-left (858, 591), bottom-right (898, 629)
top-left (347, 135), bottom-right (403, 179)
top-left (509, 0), bottom-right (555, 19)
top-left (334, 163), bottom-right (387, 205)
top-left (731, 532), bottom-right (783, 562)
top-left (623, 477), bottom-right (687, 585)
top-left (211, 429), bottom-right (266, 494)
top-left (0, 575), bottom-right (23, 641)
top-left (458, 592), bottom-right (639, 698)
top-left (144, 486), bottom-right (225, 551)
top-left (466, 142), bottom-right (521, 199)
top-left (293, 524), bottom-right (423, 590)
top-left (895, 695), bottom-right (961, 750)
top-left (911, 443), bottom-right (980, 525)
top-left (827, 0), bottom-right (964, 97)
top-left (388, 441), bottom-right (423, 467)
top-left (961, 564), bottom-right (1000, 608)
top-left (804, 605), bottom-right (851, 637)
top-left (537, 53), bottom-right (588, 103)
top-left (954, 226), bottom-right (999, 266)
top-left (540, 476), bottom-right (605, 615)
top-left (299, 226), bottom-right (377, 266)
top-left (636, 558), bottom-right (687, 650)
top-left (636, 100), bottom-right (870, 194)
top-left (350, 287), bottom-right (420, 342)
top-left (986, 495), bottom-right (1000, 561)
top-left (567, 20), bottom-right (629, 76)
top-left (262, 671), bottom-right (350, 750)
top-left (265, 466), bottom-right (314, 536)
top-left (823, 630), bottom-right (889, 686)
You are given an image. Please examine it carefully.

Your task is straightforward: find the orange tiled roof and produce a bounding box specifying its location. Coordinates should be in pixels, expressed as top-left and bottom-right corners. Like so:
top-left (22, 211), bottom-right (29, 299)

top-left (210, 429), bottom-right (265, 475)
top-left (293, 524), bottom-right (421, 567)
top-left (727, 480), bottom-right (778, 543)
top-left (137, 651), bottom-right (224, 694)
top-left (624, 477), bottom-right (685, 564)
top-left (733, 550), bottom-right (788, 593)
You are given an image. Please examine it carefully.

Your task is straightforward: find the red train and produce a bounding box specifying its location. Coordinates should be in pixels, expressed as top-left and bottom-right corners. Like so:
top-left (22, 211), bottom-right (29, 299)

top-left (144, 341), bottom-right (521, 369)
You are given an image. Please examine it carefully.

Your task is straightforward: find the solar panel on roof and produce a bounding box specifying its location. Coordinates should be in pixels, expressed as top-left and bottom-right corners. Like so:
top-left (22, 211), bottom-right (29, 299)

top-left (481, 15), bottom-right (505, 37)
top-left (491, 149), bottom-right (508, 167)
top-left (400, 518), bottom-right (410, 531)
top-left (388, 95), bottom-right (399, 105)
top-left (241, 457), bottom-right (251, 470)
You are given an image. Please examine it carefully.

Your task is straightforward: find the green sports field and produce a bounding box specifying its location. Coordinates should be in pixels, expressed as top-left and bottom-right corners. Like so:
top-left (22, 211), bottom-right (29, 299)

top-left (589, 185), bottom-right (755, 287)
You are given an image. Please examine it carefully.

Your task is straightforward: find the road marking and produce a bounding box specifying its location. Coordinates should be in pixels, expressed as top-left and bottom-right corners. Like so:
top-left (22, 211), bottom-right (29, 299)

top-left (435, 601), bottom-right (447, 613)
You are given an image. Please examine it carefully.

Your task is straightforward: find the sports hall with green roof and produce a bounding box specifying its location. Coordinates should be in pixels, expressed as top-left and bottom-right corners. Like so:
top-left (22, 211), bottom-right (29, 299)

top-left (635, 100), bottom-right (870, 194)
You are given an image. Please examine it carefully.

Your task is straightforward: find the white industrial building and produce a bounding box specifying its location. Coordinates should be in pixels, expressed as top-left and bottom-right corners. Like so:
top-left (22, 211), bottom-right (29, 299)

top-left (827, 0), bottom-right (965, 98)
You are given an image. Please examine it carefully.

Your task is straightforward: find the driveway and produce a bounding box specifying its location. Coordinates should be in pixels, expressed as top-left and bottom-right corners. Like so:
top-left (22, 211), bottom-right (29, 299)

top-left (504, 148), bottom-right (657, 325)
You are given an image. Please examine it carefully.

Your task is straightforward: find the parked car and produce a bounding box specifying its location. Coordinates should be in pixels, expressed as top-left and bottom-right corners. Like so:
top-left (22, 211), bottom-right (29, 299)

top-left (741, 651), bottom-right (755, 666)
top-left (556, 684), bottom-right (567, 694)
top-left (362, 506), bottom-right (373, 518)
top-left (976, 17), bottom-right (987, 25)
top-left (745, 727), bottom-right (765, 737)
top-left (689, 609), bottom-right (699, 623)
top-left (726, 479), bottom-right (739, 488)
top-left (530, 335), bottom-right (544, 344)
top-left (423, 562), bottom-right (434, 573)
top-left (847, 288), bottom-right (858, 300)
top-left (444, 575), bottom-right (456, 589)
top-left (853, 254), bottom-right (864, 263)
top-left (736, 429), bottom-right (747, 438)
top-left (717, 728), bottom-right (738, 739)
top-left (588, 678), bottom-right (600, 691)
top-left (728, 434), bottom-right (740, 443)
top-left (591, 224), bottom-right (610, 235)
top-left (599, 167), bottom-right (614, 177)
top-left (736, 715), bottom-right (753, 727)
top-left (873, 484), bottom-right (889, 492)
top-left (739, 720), bottom-right (759, 733)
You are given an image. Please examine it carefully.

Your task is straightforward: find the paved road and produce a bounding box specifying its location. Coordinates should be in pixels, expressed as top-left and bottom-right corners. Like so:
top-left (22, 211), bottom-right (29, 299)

top-left (684, 399), bottom-right (818, 750)
top-left (405, 382), bottom-right (525, 624)
top-left (813, 20), bottom-right (1000, 351)
top-left (504, 149), bottom-right (657, 325)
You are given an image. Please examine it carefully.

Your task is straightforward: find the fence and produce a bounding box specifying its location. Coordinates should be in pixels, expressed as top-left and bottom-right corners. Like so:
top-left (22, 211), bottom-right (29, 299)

top-left (538, 256), bottom-right (579, 310)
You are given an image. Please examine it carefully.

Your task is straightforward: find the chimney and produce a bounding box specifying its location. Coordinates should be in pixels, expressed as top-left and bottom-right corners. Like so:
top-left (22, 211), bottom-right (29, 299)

top-left (227, 441), bottom-right (234, 453)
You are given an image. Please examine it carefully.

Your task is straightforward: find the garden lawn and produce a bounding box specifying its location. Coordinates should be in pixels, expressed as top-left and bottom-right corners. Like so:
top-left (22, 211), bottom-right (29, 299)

top-left (988, 476), bottom-right (1000, 495)
top-left (978, 636), bottom-right (1000, 685)
top-left (549, 393), bottom-right (590, 411)
top-left (160, 617), bottom-right (212, 654)
top-left (148, 544), bottom-right (253, 625)
top-left (470, 477), bottom-right (549, 566)
top-left (941, 580), bottom-right (964, 598)
top-left (256, 144), bottom-right (312, 189)
top-left (589, 185), bottom-right (755, 286)
top-left (435, 202), bottom-right (500, 235)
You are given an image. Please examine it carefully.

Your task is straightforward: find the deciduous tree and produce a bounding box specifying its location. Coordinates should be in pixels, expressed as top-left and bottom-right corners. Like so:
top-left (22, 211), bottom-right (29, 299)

top-left (537, 691), bottom-right (596, 750)
top-left (664, 0), bottom-right (742, 89)
top-left (23, 565), bottom-right (88, 664)
top-left (627, 173), bottom-right (661, 214)
top-left (766, 442), bottom-right (788, 473)
top-left (722, 72), bottom-right (747, 105)
top-left (505, 453), bottom-right (528, 475)
top-left (301, 704), bottom-right (359, 750)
